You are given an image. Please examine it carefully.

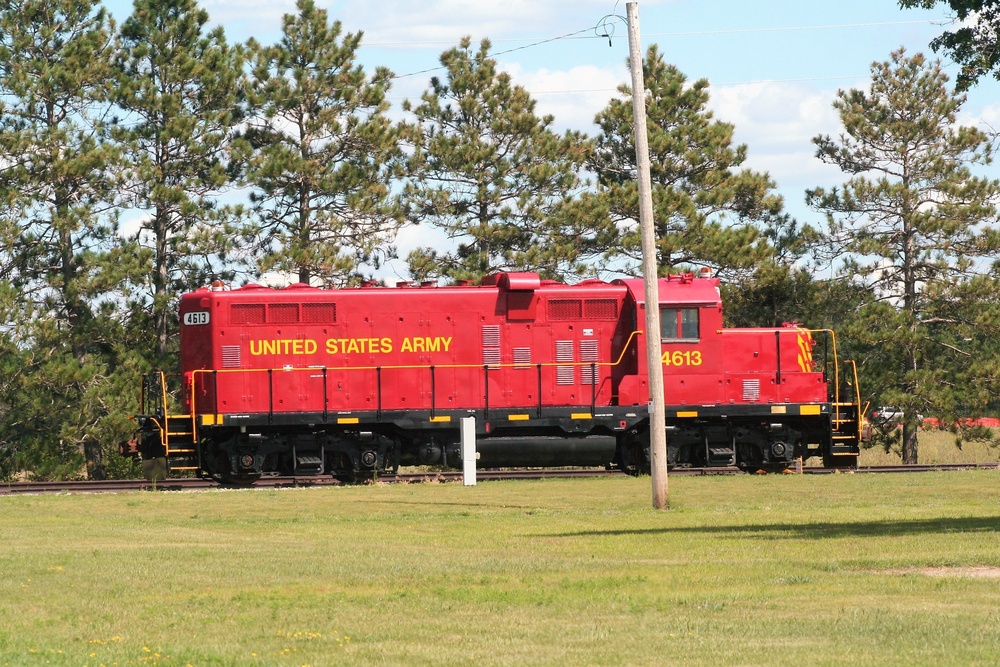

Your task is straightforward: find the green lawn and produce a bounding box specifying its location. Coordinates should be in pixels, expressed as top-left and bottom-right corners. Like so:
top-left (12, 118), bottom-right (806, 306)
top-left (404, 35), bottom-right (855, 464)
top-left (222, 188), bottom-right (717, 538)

top-left (1, 471), bottom-right (998, 666)
top-left (858, 426), bottom-right (1000, 466)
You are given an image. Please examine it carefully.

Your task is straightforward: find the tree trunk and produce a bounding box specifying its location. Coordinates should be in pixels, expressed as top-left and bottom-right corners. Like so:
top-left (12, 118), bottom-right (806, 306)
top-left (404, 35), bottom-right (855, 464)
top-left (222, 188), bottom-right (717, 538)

top-left (155, 208), bottom-right (170, 358)
top-left (902, 421), bottom-right (918, 464)
top-left (85, 439), bottom-right (106, 480)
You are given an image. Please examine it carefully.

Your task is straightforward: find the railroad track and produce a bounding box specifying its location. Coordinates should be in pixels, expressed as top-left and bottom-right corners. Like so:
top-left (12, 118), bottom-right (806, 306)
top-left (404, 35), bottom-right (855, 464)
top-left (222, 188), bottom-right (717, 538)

top-left (1, 462), bottom-right (997, 495)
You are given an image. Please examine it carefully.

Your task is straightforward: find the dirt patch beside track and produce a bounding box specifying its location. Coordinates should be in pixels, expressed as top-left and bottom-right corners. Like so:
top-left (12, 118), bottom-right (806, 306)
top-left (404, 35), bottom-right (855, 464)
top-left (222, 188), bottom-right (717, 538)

top-left (883, 566), bottom-right (1000, 578)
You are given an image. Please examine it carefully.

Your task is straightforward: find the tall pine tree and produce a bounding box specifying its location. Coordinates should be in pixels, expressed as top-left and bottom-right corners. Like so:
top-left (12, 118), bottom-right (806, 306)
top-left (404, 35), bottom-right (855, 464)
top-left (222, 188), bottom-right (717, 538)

top-left (591, 46), bottom-right (782, 280)
top-left (115, 0), bottom-right (247, 361)
top-left (808, 49), bottom-right (1000, 463)
top-left (403, 37), bottom-right (602, 283)
top-left (0, 0), bottom-right (130, 479)
top-left (242, 0), bottom-right (404, 286)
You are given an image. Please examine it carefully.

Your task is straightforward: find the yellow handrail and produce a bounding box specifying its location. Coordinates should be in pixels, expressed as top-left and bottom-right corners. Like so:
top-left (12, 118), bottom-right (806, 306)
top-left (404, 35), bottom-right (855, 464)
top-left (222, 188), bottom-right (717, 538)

top-left (716, 327), bottom-right (843, 406)
top-left (184, 330), bottom-right (646, 422)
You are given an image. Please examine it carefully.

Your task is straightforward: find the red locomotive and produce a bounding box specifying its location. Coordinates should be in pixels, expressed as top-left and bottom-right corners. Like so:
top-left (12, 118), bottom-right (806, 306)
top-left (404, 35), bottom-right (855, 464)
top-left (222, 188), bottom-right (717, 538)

top-left (132, 271), bottom-right (864, 483)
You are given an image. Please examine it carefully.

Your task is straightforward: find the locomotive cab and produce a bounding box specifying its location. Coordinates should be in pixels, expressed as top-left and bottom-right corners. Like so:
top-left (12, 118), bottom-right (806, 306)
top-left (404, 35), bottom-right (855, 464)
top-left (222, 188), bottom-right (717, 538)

top-left (611, 273), bottom-right (862, 473)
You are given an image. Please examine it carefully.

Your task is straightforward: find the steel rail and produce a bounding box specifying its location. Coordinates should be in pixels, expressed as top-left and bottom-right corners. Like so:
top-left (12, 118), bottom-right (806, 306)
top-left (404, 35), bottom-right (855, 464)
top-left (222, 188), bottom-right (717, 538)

top-left (2, 463), bottom-right (997, 495)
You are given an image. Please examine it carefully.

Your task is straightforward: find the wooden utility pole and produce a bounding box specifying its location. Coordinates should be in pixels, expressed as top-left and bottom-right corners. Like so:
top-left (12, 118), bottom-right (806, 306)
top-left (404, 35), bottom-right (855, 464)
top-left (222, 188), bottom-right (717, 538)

top-left (626, 1), bottom-right (669, 509)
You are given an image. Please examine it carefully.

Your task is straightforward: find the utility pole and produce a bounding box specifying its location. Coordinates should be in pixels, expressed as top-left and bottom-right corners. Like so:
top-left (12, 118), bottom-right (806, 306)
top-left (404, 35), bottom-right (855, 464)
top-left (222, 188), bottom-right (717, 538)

top-left (626, 1), bottom-right (669, 509)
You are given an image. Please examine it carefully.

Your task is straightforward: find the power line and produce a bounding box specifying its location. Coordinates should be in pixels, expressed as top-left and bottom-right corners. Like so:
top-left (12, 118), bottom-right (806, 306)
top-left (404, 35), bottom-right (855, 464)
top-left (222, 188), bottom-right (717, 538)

top-left (392, 26), bottom-right (596, 80)
top-left (644, 19), bottom-right (948, 39)
top-left (387, 18), bottom-right (948, 83)
top-left (365, 19), bottom-right (944, 50)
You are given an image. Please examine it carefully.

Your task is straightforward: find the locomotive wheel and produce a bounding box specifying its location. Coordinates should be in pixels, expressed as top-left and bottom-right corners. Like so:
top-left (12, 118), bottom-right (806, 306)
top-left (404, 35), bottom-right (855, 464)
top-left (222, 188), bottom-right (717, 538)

top-left (616, 436), bottom-right (650, 476)
top-left (201, 438), bottom-right (257, 485)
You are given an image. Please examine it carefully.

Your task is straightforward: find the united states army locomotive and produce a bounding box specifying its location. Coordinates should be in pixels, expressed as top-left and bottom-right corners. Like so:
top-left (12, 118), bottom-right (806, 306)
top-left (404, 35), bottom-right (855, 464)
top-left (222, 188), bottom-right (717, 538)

top-left (130, 271), bottom-right (864, 483)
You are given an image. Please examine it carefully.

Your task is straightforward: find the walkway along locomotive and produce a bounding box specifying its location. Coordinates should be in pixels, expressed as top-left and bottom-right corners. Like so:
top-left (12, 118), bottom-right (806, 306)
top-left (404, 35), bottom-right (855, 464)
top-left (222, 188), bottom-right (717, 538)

top-left (129, 271), bottom-right (865, 483)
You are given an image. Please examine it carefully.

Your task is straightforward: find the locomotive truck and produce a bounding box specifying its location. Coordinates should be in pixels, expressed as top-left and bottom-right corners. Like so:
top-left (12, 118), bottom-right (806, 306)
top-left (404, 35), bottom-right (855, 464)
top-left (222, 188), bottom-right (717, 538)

top-left (130, 271), bottom-right (864, 483)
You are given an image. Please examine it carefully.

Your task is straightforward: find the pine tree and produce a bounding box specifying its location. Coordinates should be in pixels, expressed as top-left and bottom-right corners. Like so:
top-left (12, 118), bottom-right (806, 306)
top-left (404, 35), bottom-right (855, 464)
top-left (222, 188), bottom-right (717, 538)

top-left (242, 0), bottom-right (404, 286)
top-left (808, 48), bottom-right (1000, 464)
top-left (591, 45), bottom-right (781, 280)
top-left (114, 0), bottom-right (247, 360)
top-left (403, 37), bottom-right (603, 283)
top-left (0, 0), bottom-right (127, 479)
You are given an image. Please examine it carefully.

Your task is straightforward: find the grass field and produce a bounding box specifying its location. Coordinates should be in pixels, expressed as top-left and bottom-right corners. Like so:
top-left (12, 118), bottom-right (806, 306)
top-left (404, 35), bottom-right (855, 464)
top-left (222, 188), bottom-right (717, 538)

top-left (858, 426), bottom-right (1000, 466)
top-left (1, 470), bottom-right (998, 666)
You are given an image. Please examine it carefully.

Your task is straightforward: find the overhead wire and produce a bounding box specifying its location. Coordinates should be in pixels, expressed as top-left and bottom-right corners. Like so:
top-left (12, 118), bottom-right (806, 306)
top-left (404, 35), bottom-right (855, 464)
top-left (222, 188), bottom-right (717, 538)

top-left (386, 17), bottom-right (952, 89)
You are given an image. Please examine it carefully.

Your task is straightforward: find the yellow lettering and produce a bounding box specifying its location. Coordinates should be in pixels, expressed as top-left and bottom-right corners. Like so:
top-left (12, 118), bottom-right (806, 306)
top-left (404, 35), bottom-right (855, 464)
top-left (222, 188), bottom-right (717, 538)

top-left (401, 337), bottom-right (413, 352)
top-left (661, 350), bottom-right (705, 367)
top-left (324, 337), bottom-right (397, 355)
top-left (441, 336), bottom-right (452, 352)
top-left (249, 339), bottom-right (320, 356)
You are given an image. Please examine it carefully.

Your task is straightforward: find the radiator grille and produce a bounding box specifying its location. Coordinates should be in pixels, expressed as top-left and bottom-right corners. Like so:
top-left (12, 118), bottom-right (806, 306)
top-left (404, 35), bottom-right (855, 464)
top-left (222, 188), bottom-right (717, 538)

top-left (556, 340), bottom-right (574, 385)
top-left (743, 379), bottom-right (761, 401)
top-left (482, 325), bottom-right (501, 368)
top-left (302, 302), bottom-right (336, 323)
top-left (221, 345), bottom-right (241, 368)
top-left (549, 299), bottom-right (582, 320)
top-left (231, 303), bottom-right (265, 324)
top-left (584, 299), bottom-right (618, 320)
top-left (580, 339), bottom-right (599, 385)
top-left (268, 303), bottom-right (299, 323)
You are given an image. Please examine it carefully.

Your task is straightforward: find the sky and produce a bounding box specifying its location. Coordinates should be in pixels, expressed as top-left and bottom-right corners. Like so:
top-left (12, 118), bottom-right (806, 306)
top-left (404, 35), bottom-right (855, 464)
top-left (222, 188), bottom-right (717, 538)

top-left (102, 0), bottom-right (1000, 282)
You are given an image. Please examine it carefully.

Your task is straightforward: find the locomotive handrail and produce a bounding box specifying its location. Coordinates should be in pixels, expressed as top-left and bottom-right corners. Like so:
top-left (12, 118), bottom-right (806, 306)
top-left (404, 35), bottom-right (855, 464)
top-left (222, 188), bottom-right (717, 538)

top-left (184, 329), bottom-right (645, 422)
top-left (139, 371), bottom-right (178, 452)
top-left (185, 331), bottom-right (643, 379)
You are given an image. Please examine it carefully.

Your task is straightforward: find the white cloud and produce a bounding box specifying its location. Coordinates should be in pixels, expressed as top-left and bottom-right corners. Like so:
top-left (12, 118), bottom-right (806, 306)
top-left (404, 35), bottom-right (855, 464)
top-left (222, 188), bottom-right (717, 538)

top-left (707, 81), bottom-right (848, 205)
top-left (501, 63), bottom-right (623, 133)
top-left (371, 222), bottom-right (456, 283)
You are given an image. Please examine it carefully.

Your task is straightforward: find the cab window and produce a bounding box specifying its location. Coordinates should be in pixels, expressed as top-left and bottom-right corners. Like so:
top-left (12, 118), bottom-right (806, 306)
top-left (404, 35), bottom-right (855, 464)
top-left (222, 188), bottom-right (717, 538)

top-left (660, 306), bottom-right (699, 341)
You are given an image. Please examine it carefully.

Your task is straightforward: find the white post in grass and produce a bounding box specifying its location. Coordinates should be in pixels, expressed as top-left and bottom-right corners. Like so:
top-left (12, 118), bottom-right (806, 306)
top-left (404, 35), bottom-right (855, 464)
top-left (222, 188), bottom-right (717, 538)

top-left (461, 416), bottom-right (477, 486)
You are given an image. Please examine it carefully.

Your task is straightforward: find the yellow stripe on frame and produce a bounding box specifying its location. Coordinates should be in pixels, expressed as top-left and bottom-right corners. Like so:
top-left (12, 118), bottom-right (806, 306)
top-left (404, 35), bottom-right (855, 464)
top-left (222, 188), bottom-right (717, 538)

top-left (800, 405), bottom-right (822, 415)
top-left (507, 414), bottom-right (530, 421)
top-left (771, 406), bottom-right (788, 414)
top-left (201, 414), bottom-right (216, 426)
top-left (571, 413), bottom-right (593, 420)
top-left (676, 411), bottom-right (698, 418)
top-left (337, 417), bottom-right (360, 425)
top-left (429, 415), bottom-right (452, 423)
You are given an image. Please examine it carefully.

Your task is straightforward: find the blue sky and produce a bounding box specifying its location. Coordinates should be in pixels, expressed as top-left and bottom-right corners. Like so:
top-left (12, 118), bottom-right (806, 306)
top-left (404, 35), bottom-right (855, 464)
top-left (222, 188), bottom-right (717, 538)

top-left (101, 0), bottom-right (1000, 280)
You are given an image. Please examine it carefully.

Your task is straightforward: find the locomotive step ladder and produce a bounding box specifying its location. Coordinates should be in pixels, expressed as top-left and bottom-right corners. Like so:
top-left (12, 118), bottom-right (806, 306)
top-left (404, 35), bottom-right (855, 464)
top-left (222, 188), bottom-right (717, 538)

top-left (706, 446), bottom-right (737, 466)
top-left (138, 372), bottom-right (200, 473)
top-left (826, 398), bottom-right (864, 464)
top-left (160, 414), bottom-right (199, 472)
top-left (294, 451), bottom-right (324, 475)
top-left (825, 358), bottom-right (864, 462)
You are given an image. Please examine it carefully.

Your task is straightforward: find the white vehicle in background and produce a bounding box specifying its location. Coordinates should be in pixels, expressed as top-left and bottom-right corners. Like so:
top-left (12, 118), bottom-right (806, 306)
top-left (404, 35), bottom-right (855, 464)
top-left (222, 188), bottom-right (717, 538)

top-left (872, 407), bottom-right (923, 425)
